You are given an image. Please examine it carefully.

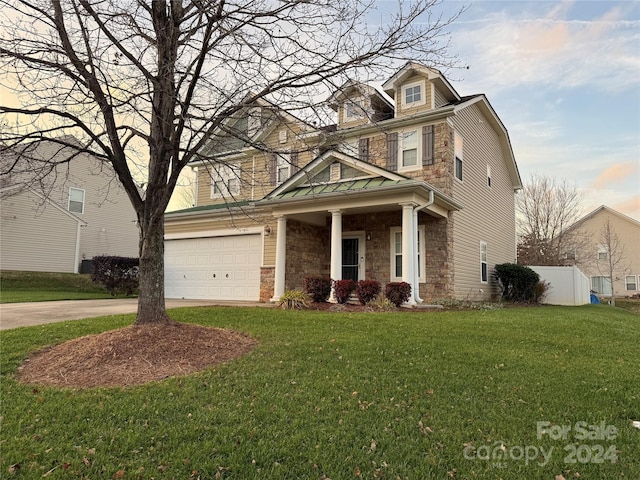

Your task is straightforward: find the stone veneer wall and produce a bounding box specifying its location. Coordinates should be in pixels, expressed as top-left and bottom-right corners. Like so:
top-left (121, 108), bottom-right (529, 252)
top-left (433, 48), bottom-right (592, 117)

top-left (259, 266), bottom-right (275, 303)
top-left (284, 219), bottom-right (330, 291)
top-left (342, 210), bottom-right (455, 301)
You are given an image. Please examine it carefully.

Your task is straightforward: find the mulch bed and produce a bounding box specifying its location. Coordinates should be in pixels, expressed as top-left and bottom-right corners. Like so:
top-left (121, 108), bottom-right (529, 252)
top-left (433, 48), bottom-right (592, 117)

top-left (16, 322), bottom-right (257, 389)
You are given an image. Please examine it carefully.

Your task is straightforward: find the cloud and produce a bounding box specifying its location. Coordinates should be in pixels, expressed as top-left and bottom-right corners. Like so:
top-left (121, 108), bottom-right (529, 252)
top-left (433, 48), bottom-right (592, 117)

top-left (612, 195), bottom-right (640, 221)
top-left (451, 2), bottom-right (640, 93)
top-left (591, 162), bottom-right (639, 189)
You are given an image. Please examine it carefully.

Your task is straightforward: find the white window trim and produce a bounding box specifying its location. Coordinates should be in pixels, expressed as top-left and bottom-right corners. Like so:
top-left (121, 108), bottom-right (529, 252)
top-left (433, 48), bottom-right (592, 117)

top-left (390, 226), bottom-right (426, 283)
top-left (625, 275), bottom-right (637, 291)
top-left (210, 164), bottom-right (240, 199)
top-left (68, 187), bottom-right (85, 214)
top-left (480, 241), bottom-right (488, 284)
top-left (597, 244), bottom-right (608, 261)
top-left (276, 153), bottom-right (291, 186)
top-left (343, 97), bottom-right (366, 122)
top-left (454, 131), bottom-right (463, 182)
top-left (398, 129), bottom-right (421, 172)
top-left (401, 80), bottom-right (426, 108)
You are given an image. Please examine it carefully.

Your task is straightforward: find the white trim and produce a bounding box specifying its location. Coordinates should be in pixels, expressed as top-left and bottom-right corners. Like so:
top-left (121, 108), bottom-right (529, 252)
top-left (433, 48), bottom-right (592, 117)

top-left (390, 225), bottom-right (426, 283)
top-left (342, 231), bottom-right (366, 282)
top-left (68, 187), bottom-right (85, 214)
top-left (164, 227), bottom-right (264, 241)
top-left (454, 131), bottom-right (464, 182)
top-left (401, 79), bottom-right (426, 108)
top-left (210, 163), bottom-right (241, 199)
top-left (625, 275), bottom-right (637, 291)
top-left (398, 129), bottom-right (421, 172)
top-left (480, 241), bottom-right (488, 284)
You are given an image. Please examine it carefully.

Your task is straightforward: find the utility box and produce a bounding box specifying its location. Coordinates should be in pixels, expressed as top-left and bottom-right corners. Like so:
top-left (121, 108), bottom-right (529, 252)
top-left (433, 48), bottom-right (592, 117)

top-left (530, 265), bottom-right (590, 306)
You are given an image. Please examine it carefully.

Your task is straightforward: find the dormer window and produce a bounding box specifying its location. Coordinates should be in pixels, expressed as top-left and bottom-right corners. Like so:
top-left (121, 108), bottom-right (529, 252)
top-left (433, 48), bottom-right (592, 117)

top-left (343, 97), bottom-right (366, 122)
top-left (401, 80), bottom-right (425, 107)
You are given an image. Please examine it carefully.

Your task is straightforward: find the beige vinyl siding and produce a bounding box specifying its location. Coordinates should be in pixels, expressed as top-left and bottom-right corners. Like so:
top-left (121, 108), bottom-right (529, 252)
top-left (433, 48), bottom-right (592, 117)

top-left (450, 103), bottom-right (517, 300)
top-left (433, 86), bottom-right (448, 108)
top-left (571, 209), bottom-right (640, 296)
top-left (0, 190), bottom-right (80, 272)
top-left (1, 140), bottom-right (139, 272)
top-left (196, 120), bottom-right (319, 207)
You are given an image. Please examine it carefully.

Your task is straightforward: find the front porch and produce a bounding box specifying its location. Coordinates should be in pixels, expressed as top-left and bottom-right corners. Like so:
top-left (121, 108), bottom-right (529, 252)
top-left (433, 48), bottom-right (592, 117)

top-left (263, 208), bottom-right (454, 305)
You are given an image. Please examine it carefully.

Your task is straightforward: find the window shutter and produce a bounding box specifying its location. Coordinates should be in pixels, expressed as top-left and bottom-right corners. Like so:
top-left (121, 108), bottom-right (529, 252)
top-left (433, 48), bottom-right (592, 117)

top-left (269, 154), bottom-right (277, 185)
top-left (291, 152), bottom-right (299, 173)
top-left (422, 125), bottom-right (434, 166)
top-left (386, 133), bottom-right (398, 170)
top-left (358, 138), bottom-right (369, 162)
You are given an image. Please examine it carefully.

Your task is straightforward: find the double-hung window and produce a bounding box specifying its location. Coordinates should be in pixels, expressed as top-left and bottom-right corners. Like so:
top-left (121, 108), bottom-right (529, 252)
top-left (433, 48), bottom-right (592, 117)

top-left (401, 131), bottom-right (418, 169)
top-left (210, 164), bottom-right (240, 198)
top-left (626, 275), bottom-right (637, 291)
top-left (390, 226), bottom-right (426, 282)
top-left (597, 245), bottom-right (608, 261)
top-left (68, 187), bottom-right (85, 214)
top-left (276, 154), bottom-right (291, 185)
top-left (480, 241), bottom-right (488, 283)
top-left (454, 132), bottom-right (463, 181)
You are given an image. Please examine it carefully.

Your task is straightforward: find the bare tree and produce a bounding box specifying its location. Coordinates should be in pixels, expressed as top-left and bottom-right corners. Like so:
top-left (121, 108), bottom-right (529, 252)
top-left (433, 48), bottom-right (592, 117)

top-left (597, 218), bottom-right (628, 306)
top-left (0, 0), bottom-right (462, 324)
top-left (516, 174), bottom-right (587, 266)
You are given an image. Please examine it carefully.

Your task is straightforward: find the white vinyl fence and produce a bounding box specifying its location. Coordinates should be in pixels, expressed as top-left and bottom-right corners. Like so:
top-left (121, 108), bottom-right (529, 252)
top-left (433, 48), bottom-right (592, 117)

top-left (530, 266), bottom-right (591, 306)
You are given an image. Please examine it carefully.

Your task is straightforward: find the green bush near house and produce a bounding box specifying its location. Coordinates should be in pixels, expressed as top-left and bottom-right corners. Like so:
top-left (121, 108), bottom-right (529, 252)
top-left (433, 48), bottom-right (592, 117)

top-left (1, 305), bottom-right (638, 479)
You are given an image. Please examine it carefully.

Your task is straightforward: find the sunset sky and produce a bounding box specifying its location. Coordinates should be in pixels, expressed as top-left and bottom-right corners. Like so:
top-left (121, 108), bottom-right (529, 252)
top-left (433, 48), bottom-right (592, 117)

top-left (423, 0), bottom-right (640, 220)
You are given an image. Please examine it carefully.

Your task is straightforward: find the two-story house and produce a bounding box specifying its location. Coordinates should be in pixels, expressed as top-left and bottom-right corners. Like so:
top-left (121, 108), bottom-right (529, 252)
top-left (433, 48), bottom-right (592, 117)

top-left (0, 138), bottom-right (139, 273)
top-left (164, 62), bottom-right (522, 304)
top-left (564, 205), bottom-right (640, 298)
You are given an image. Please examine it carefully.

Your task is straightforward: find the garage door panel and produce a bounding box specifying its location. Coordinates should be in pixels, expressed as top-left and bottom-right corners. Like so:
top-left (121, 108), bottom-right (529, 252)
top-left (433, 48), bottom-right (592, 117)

top-left (165, 234), bottom-right (262, 301)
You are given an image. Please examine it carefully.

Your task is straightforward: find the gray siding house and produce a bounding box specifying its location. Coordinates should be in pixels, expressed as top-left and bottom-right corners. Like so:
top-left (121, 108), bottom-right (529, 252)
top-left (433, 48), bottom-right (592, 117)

top-left (164, 62), bottom-right (522, 303)
top-left (1, 138), bottom-right (139, 273)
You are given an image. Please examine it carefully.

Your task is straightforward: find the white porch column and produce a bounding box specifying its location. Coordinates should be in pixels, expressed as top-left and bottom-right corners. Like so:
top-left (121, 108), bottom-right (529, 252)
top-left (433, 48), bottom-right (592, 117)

top-left (401, 203), bottom-right (416, 306)
top-left (270, 215), bottom-right (287, 302)
top-left (413, 207), bottom-right (423, 303)
top-left (329, 209), bottom-right (343, 303)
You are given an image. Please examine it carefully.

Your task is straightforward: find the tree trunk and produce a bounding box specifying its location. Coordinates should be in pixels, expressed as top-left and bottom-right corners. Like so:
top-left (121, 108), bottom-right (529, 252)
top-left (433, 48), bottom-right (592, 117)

top-left (135, 215), bottom-right (171, 324)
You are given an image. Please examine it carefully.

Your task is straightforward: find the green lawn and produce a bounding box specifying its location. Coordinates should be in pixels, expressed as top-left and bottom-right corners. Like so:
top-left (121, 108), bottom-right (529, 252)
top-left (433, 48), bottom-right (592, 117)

top-left (1, 305), bottom-right (639, 479)
top-left (0, 270), bottom-right (134, 303)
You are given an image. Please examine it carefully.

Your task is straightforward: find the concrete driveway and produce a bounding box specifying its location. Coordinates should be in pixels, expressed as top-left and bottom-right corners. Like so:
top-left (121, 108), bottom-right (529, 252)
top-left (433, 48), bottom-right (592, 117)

top-left (0, 298), bottom-right (267, 330)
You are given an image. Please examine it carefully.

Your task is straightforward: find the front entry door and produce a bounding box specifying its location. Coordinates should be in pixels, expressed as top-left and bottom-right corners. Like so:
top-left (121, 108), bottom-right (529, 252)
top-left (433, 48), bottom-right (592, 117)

top-left (342, 238), bottom-right (359, 281)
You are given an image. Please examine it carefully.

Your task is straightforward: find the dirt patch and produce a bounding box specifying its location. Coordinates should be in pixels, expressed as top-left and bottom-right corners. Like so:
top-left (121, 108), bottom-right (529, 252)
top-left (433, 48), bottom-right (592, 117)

top-left (17, 322), bottom-right (257, 389)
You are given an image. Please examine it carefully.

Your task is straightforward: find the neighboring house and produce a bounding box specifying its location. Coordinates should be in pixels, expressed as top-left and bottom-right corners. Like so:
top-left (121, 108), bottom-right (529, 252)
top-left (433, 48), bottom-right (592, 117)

top-left (0, 138), bottom-right (139, 273)
top-left (563, 205), bottom-right (640, 298)
top-left (164, 62), bottom-right (522, 304)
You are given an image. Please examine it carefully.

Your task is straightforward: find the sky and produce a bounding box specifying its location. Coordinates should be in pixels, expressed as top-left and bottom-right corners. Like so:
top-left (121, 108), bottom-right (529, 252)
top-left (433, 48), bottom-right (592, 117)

top-left (410, 0), bottom-right (640, 221)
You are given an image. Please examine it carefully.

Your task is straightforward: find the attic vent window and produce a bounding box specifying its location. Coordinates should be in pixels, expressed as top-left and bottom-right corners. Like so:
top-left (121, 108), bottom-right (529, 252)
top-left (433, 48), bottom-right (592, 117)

top-left (402, 81), bottom-right (425, 107)
top-left (343, 99), bottom-right (365, 121)
top-left (405, 85), bottom-right (421, 104)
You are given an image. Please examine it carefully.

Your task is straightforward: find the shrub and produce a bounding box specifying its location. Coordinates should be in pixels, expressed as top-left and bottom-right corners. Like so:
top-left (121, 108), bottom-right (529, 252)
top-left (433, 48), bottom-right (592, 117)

top-left (355, 280), bottom-right (381, 305)
top-left (384, 282), bottom-right (411, 307)
top-left (91, 256), bottom-right (139, 296)
top-left (303, 275), bottom-right (331, 303)
top-left (533, 280), bottom-right (551, 304)
top-left (494, 263), bottom-right (541, 303)
top-left (365, 295), bottom-right (397, 312)
top-left (277, 290), bottom-right (310, 310)
top-left (333, 279), bottom-right (356, 304)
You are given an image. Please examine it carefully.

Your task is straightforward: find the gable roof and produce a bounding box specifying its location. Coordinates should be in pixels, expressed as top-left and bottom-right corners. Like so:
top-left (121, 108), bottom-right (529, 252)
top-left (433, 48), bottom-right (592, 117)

top-left (565, 205), bottom-right (640, 232)
top-left (194, 94), bottom-right (319, 162)
top-left (0, 184), bottom-right (88, 226)
top-left (257, 149), bottom-right (461, 215)
top-left (382, 61), bottom-right (461, 104)
top-left (453, 95), bottom-right (522, 190)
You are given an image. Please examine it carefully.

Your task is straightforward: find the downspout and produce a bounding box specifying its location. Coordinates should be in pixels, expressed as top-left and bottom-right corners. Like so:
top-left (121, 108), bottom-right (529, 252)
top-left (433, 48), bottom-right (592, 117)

top-left (74, 221), bottom-right (85, 274)
top-left (413, 190), bottom-right (434, 303)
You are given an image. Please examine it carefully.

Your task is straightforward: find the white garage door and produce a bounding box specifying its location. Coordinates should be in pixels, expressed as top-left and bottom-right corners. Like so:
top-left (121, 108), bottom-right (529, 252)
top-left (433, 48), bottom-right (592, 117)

top-left (165, 234), bottom-right (262, 301)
